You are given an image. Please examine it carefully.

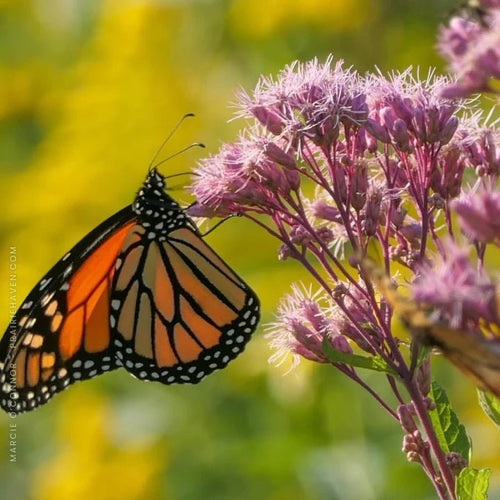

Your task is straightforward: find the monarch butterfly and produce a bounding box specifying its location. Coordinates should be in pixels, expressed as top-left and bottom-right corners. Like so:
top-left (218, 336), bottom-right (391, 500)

top-left (0, 167), bottom-right (260, 414)
top-left (362, 258), bottom-right (500, 397)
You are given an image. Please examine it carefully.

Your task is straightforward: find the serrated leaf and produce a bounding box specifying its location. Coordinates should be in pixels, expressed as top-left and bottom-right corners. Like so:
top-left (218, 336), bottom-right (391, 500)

top-left (456, 467), bottom-right (491, 500)
top-left (322, 338), bottom-right (396, 375)
top-left (478, 390), bottom-right (500, 428)
top-left (429, 382), bottom-right (471, 460)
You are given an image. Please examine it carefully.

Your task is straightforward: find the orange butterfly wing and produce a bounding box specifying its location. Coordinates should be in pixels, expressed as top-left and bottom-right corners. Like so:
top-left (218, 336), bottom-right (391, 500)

top-left (0, 208), bottom-right (135, 413)
top-left (110, 226), bottom-right (260, 383)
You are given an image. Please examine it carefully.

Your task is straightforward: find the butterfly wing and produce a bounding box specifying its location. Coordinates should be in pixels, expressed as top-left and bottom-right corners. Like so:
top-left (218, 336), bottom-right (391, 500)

top-left (361, 258), bottom-right (500, 397)
top-left (387, 293), bottom-right (500, 397)
top-left (110, 226), bottom-right (260, 383)
top-left (0, 207), bottom-right (136, 414)
top-left (422, 325), bottom-right (500, 398)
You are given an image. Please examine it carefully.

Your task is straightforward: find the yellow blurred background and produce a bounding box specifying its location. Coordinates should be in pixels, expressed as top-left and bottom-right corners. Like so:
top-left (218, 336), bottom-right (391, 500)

top-left (1, 1), bottom-right (498, 499)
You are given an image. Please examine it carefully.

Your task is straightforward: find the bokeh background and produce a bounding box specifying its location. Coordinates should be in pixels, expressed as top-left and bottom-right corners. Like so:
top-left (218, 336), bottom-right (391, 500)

top-left (0, 1), bottom-right (498, 499)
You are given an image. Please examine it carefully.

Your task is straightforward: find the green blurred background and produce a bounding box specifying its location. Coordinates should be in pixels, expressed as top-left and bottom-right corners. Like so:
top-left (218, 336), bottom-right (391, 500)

top-left (0, 1), bottom-right (498, 499)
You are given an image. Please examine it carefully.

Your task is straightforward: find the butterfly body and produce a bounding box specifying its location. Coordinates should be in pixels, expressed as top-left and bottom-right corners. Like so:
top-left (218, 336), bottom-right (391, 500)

top-left (1, 169), bottom-right (260, 414)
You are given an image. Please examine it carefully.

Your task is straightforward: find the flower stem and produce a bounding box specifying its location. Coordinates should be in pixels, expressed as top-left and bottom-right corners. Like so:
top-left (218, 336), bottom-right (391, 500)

top-left (407, 379), bottom-right (456, 500)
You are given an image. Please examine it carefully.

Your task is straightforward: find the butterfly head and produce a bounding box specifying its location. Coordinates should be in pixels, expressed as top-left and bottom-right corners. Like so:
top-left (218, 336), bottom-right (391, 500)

top-left (132, 168), bottom-right (187, 236)
top-left (144, 168), bottom-right (166, 190)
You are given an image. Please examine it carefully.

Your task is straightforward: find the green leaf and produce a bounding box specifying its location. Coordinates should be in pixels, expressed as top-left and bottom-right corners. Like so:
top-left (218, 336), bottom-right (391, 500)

top-left (429, 382), bottom-right (471, 460)
top-left (322, 338), bottom-right (396, 375)
top-left (456, 467), bottom-right (491, 500)
top-left (478, 390), bottom-right (500, 428)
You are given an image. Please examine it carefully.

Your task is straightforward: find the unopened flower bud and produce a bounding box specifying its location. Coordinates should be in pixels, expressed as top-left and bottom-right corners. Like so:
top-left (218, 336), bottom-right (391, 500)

top-left (278, 244), bottom-right (292, 261)
top-left (311, 200), bottom-right (342, 222)
top-left (389, 243), bottom-right (408, 261)
top-left (406, 451), bottom-right (421, 463)
top-left (341, 155), bottom-right (352, 166)
top-left (416, 358), bottom-right (431, 396)
top-left (391, 207), bottom-right (407, 228)
top-left (251, 105), bottom-right (284, 135)
top-left (402, 434), bottom-right (418, 453)
top-left (439, 116), bottom-right (459, 145)
top-left (387, 160), bottom-right (409, 189)
top-left (380, 106), bottom-right (396, 131)
top-left (398, 404), bottom-right (418, 433)
top-left (355, 128), bottom-right (368, 155)
top-left (363, 216), bottom-right (377, 237)
top-left (317, 226), bottom-right (334, 243)
top-left (392, 119), bottom-right (411, 152)
top-left (413, 107), bottom-right (427, 142)
top-left (483, 132), bottom-right (500, 174)
top-left (284, 168), bottom-right (301, 191)
top-left (406, 250), bottom-right (421, 267)
top-left (391, 95), bottom-right (414, 126)
top-left (429, 193), bottom-right (445, 209)
top-left (333, 283), bottom-right (348, 300)
top-left (446, 452), bottom-right (468, 476)
top-left (350, 94), bottom-right (369, 123)
top-left (366, 132), bottom-right (379, 153)
top-left (255, 160), bottom-right (289, 192)
top-left (290, 224), bottom-right (310, 245)
top-left (476, 164), bottom-right (487, 177)
top-left (334, 163), bottom-right (348, 204)
top-left (402, 431), bottom-right (428, 463)
top-left (400, 223), bottom-right (422, 247)
top-left (365, 118), bottom-right (391, 143)
top-left (314, 117), bottom-right (340, 147)
top-left (264, 142), bottom-right (298, 169)
top-left (424, 397), bottom-right (436, 411)
top-left (426, 107), bottom-right (441, 143)
top-left (328, 334), bottom-right (353, 354)
top-left (363, 189), bottom-right (382, 236)
top-left (289, 318), bottom-right (326, 360)
top-left (351, 161), bottom-right (368, 211)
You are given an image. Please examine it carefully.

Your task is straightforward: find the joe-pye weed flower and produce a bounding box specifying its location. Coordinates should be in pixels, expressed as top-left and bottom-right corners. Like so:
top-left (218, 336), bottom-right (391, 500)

top-left (438, 0), bottom-right (500, 97)
top-left (190, 56), bottom-right (500, 499)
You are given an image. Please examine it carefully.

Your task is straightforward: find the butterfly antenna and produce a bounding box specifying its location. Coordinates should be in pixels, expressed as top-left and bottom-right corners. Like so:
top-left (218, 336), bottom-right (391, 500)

top-left (163, 170), bottom-right (201, 191)
top-left (164, 170), bottom-right (201, 181)
top-left (149, 113), bottom-right (196, 171)
top-left (152, 142), bottom-right (205, 172)
top-left (200, 214), bottom-right (241, 237)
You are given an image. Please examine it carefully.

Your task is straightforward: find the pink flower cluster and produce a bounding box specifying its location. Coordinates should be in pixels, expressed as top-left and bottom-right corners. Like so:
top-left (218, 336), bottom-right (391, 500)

top-left (438, 0), bottom-right (500, 97)
top-left (189, 56), bottom-right (500, 497)
top-left (191, 58), bottom-right (500, 362)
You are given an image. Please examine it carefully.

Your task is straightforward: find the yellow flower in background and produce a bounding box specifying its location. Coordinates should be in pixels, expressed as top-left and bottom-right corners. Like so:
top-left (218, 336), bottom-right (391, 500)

top-left (0, 0), bottom-right (203, 312)
top-left (0, 63), bottom-right (52, 121)
top-left (229, 0), bottom-right (375, 38)
top-left (32, 387), bottom-right (165, 500)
